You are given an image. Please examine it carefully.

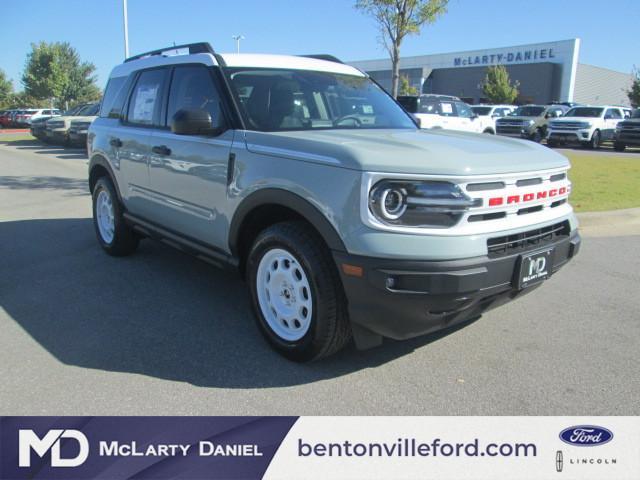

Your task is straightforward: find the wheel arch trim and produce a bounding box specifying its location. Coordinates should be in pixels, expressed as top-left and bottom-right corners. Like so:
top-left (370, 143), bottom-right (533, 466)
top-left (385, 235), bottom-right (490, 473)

top-left (228, 188), bottom-right (347, 255)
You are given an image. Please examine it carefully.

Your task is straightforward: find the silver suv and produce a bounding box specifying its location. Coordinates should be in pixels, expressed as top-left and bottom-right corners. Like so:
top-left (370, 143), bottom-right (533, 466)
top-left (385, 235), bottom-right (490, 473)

top-left (88, 43), bottom-right (580, 361)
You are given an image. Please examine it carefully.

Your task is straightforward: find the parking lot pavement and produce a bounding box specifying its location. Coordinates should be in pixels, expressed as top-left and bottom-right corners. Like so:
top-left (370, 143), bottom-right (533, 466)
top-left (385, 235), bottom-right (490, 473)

top-left (1, 141), bottom-right (639, 416)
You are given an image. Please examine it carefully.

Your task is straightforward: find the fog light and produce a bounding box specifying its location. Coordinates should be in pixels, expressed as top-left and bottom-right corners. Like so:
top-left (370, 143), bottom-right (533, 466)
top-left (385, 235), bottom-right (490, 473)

top-left (386, 277), bottom-right (397, 289)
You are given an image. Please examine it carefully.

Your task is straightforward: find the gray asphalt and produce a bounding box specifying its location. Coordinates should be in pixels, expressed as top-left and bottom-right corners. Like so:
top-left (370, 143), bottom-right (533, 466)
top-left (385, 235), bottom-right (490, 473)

top-left (1, 139), bottom-right (638, 415)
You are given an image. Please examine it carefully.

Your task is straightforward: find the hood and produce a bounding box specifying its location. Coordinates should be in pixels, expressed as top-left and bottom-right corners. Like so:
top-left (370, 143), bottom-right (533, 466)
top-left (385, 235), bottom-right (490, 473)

top-left (70, 115), bottom-right (97, 124)
top-left (244, 128), bottom-right (569, 175)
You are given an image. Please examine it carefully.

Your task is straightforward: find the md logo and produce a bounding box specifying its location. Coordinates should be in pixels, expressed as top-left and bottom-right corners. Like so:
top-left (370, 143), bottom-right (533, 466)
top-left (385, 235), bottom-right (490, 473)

top-left (528, 256), bottom-right (547, 276)
top-left (19, 429), bottom-right (89, 467)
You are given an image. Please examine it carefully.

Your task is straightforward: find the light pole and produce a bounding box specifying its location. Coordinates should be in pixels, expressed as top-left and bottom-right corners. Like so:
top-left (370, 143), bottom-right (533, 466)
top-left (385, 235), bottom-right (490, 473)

top-left (123, 0), bottom-right (130, 58)
top-left (232, 35), bottom-right (245, 54)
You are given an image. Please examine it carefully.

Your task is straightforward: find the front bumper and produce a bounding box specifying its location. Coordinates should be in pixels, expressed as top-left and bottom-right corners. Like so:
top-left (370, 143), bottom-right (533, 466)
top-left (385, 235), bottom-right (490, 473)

top-left (334, 229), bottom-right (580, 347)
top-left (46, 129), bottom-right (69, 142)
top-left (69, 130), bottom-right (88, 144)
top-left (548, 130), bottom-right (591, 143)
top-left (615, 131), bottom-right (640, 146)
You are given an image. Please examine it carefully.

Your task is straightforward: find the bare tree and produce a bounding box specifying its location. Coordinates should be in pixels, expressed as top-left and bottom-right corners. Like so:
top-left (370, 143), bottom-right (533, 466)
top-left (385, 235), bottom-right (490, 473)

top-left (356, 0), bottom-right (448, 98)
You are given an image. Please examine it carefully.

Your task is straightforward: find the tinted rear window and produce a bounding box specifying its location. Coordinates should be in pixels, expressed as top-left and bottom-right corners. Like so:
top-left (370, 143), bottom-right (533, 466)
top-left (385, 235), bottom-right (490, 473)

top-left (100, 76), bottom-right (127, 118)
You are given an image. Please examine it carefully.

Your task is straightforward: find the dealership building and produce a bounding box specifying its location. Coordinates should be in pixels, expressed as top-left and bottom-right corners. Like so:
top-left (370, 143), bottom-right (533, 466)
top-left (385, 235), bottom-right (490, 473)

top-left (349, 39), bottom-right (633, 106)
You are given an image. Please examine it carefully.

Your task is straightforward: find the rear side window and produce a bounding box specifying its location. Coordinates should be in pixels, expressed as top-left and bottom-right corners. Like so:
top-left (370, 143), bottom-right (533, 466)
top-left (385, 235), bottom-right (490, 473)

top-left (126, 69), bottom-right (167, 126)
top-left (166, 65), bottom-right (224, 128)
top-left (100, 76), bottom-right (127, 118)
top-left (605, 108), bottom-right (622, 119)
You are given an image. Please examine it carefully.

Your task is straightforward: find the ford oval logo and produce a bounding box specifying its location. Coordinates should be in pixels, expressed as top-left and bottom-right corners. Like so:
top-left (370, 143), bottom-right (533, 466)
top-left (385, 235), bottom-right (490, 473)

top-left (559, 426), bottom-right (613, 447)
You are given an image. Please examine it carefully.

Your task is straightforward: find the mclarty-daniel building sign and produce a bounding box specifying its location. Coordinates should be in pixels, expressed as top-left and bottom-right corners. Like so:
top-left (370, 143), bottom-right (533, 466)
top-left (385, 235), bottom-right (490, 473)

top-left (350, 39), bottom-right (581, 102)
top-left (453, 48), bottom-right (558, 67)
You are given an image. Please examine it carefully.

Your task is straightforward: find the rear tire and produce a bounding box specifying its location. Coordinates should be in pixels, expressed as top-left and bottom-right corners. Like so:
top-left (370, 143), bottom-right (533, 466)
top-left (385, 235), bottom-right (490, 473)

top-left (547, 139), bottom-right (558, 148)
top-left (483, 128), bottom-right (495, 135)
top-left (92, 176), bottom-right (139, 256)
top-left (247, 221), bottom-right (351, 362)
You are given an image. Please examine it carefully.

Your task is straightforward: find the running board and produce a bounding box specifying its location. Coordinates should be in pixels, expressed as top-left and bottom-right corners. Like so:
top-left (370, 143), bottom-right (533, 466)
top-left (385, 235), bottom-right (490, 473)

top-left (123, 212), bottom-right (239, 270)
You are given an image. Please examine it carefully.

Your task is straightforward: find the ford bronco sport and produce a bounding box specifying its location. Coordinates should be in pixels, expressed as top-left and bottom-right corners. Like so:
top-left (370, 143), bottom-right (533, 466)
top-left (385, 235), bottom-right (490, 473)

top-left (88, 43), bottom-right (580, 361)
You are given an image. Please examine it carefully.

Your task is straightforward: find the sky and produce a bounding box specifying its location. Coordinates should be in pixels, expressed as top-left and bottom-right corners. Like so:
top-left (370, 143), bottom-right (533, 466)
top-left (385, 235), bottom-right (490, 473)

top-left (1, 0), bottom-right (638, 91)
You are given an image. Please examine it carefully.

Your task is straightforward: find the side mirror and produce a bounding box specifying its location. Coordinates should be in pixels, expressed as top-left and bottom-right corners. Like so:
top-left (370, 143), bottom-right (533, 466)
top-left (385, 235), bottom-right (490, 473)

top-left (171, 108), bottom-right (221, 136)
top-left (471, 114), bottom-right (478, 120)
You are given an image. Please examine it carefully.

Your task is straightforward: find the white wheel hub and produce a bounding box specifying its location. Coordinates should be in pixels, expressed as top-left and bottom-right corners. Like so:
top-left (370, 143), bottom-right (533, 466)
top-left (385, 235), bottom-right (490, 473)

top-left (96, 189), bottom-right (115, 244)
top-left (256, 248), bottom-right (313, 341)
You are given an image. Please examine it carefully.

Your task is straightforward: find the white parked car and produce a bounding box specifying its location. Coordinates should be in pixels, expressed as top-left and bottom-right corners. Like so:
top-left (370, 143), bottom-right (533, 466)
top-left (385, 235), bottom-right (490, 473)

top-left (27, 108), bottom-right (62, 124)
top-left (398, 94), bottom-right (483, 133)
top-left (547, 105), bottom-right (627, 149)
top-left (470, 104), bottom-right (516, 134)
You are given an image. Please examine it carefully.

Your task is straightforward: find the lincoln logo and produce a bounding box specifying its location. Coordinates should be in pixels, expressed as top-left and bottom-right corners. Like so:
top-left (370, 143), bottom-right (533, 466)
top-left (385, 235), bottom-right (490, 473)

top-left (488, 186), bottom-right (568, 207)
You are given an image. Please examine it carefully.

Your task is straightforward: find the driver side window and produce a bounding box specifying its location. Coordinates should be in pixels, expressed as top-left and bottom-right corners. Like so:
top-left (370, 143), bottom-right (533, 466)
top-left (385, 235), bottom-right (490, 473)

top-left (167, 66), bottom-right (224, 128)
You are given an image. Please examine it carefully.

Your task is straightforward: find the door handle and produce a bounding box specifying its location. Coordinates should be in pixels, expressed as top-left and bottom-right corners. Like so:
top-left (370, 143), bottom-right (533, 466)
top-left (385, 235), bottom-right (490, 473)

top-left (152, 145), bottom-right (171, 156)
top-left (109, 137), bottom-right (123, 148)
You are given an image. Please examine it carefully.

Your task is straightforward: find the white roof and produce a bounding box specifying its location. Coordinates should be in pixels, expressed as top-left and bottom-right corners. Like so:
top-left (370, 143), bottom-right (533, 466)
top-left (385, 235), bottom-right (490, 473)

top-left (110, 52), bottom-right (364, 79)
top-left (219, 53), bottom-right (365, 77)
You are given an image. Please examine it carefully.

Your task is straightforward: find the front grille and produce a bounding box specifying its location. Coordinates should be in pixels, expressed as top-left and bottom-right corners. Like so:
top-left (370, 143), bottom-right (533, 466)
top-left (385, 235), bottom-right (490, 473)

top-left (496, 126), bottom-right (523, 135)
top-left (48, 121), bottom-right (64, 129)
top-left (487, 221), bottom-right (570, 258)
top-left (497, 120), bottom-right (524, 127)
top-left (550, 121), bottom-right (584, 130)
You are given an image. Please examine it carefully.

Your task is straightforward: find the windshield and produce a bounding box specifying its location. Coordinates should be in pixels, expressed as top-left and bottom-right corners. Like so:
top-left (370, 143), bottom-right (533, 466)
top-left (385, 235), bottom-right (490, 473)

top-left (632, 110), bottom-right (640, 119)
top-left (564, 107), bottom-right (603, 118)
top-left (511, 106), bottom-right (545, 117)
top-left (75, 103), bottom-right (99, 116)
top-left (64, 105), bottom-right (85, 116)
top-left (471, 107), bottom-right (492, 116)
top-left (226, 68), bottom-right (415, 131)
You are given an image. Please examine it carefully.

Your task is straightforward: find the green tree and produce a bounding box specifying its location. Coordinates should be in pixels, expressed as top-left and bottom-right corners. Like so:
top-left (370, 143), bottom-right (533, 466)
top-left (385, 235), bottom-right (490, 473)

top-left (355, 0), bottom-right (448, 98)
top-left (481, 65), bottom-right (520, 104)
top-left (21, 41), bottom-right (100, 109)
top-left (0, 69), bottom-right (14, 109)
top-left (398, 75), bottom-right (419, 96)
top-left (628, 67), bottom-right (640, 108)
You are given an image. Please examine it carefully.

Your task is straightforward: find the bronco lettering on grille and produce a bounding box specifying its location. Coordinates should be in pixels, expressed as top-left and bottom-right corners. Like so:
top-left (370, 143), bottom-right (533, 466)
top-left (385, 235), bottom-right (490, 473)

top-left (488, 186), bottom-right (569, 207)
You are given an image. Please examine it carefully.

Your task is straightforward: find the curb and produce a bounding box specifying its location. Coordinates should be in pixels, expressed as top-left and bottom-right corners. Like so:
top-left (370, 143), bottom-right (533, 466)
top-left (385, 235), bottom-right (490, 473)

top-left (0, 129), bottom-right (30, 134)
top-left (577, 207), bottom-right (640, 237)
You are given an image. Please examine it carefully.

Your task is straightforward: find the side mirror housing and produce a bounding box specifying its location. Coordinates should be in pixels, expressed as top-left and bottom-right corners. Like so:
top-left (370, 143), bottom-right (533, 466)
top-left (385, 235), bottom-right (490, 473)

top-left (171, 108), bottom-right (222, 136)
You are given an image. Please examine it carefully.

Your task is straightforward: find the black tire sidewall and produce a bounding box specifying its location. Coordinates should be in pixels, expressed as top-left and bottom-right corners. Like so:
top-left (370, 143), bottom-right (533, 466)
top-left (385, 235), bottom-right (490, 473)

top-left (247, 224), bottom-right (340, 361)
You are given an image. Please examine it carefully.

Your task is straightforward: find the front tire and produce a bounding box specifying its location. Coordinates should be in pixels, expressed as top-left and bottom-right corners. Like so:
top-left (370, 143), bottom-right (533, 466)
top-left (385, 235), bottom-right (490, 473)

top-left (588, 130), bottom-right (601, 149)
top-left (614, 142), bottom-right (626, 152)
top-left (531, 128), bottom-right (543, 143)
top-left (247, 221), bottom-right (351, 362)
top-left (92, 176), bottom-right (139, 256)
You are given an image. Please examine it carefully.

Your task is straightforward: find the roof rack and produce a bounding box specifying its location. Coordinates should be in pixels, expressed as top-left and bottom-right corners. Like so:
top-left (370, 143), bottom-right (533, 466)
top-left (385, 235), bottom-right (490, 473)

top-left (299, 54), bottom-right (343, 64)
top-left (124, 42), bottom-right (215, 63)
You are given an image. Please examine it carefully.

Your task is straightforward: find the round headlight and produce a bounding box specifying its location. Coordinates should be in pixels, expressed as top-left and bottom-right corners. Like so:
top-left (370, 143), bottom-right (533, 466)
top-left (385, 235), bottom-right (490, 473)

top-left (379, 187), bottom-right (407, 219)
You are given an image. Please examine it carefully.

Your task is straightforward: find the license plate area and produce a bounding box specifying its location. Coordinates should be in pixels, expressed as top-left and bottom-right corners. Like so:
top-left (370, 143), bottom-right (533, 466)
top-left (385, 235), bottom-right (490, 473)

top-left (517, 248), bottom-right (554, 289)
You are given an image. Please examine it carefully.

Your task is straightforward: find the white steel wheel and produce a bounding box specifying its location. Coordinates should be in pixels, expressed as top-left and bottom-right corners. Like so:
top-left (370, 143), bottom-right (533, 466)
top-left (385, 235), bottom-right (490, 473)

top-left (256, 248), bottom-right (313, 342)
top-left (96, 189), bottom-right (115, 244)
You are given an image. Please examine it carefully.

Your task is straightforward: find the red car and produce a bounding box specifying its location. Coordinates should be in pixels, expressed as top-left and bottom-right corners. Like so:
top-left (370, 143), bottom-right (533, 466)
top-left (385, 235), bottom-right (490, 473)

top-left (0, 110), bottom-right (16, 128)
